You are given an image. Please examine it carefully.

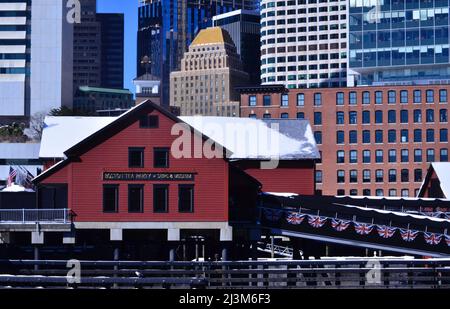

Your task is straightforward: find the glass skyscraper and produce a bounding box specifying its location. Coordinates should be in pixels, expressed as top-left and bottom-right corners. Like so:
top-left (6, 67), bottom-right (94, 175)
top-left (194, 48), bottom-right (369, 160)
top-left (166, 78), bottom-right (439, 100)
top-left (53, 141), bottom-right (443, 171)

top-left (349, 0), bottom-right (450, 86)
top-left (137, 0), bottom-right (259, 106)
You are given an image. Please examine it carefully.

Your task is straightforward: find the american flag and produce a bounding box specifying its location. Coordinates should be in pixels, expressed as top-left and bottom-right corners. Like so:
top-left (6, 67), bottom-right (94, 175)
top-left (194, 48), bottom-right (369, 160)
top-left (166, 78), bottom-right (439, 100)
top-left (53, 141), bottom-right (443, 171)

top-left (354, 222), bottom-right (374, 235)
top-left (400, 229), bottom-right (419, 242)
top-left (6, 167), bottom-right (17, 187)
top-left (286, 212), bottom-right (306, 225)
top-left (376, 225), bottom-right (396, 239)
top-left (307, 215), bottom-right (327, 228)
top-left (331, 219), bottom-right (351, 232)
top-left (446, 235), bottom-right (450, 247)
top-left (424, 232), bottom-right (442, 246)
top-left (263, 209), bottom-right (283, 222)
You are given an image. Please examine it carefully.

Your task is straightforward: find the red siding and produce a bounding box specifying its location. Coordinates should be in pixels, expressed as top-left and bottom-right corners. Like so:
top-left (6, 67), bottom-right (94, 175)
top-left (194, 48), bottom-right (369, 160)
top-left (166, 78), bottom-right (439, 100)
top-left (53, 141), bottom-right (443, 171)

top-left (41, 109), bottom-right (229, 222)
top-left (234, 161), bottom-right (315, 195)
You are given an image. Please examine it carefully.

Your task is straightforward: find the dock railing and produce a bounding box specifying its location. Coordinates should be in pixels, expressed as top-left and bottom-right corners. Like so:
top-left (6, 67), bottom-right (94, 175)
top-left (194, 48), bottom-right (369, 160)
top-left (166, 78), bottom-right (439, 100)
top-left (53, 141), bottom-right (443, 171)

top-left (0, 209), bottom-right (71, 224)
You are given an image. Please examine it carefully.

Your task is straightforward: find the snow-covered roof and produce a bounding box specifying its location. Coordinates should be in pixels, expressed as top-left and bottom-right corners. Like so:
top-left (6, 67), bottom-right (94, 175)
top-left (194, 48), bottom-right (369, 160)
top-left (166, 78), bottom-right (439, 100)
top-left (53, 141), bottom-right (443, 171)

top-left (39, 116), bottom-right (115, 158)
top-left (0, 143), bottom-right (40, 159)
top-left (39, 114), bottom-right (320, 161)
top-left (180, 116), bottom-right (320, 160)
top-left (1, 183), bottom-right (34, 193)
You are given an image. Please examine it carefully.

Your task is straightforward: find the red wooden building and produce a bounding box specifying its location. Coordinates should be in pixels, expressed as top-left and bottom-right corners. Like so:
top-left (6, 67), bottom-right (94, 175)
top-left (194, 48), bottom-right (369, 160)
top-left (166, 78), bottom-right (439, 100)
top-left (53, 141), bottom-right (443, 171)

top-left (418, 163), bottom-right (450, 199)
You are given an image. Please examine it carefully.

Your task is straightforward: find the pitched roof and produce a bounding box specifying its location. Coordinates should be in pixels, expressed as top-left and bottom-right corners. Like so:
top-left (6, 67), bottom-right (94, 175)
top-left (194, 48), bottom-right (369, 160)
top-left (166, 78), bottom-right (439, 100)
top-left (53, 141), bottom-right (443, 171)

top-left (191, 27), bottom-right (234, 46)
top-left (419, 162), bottom-right (450, 198)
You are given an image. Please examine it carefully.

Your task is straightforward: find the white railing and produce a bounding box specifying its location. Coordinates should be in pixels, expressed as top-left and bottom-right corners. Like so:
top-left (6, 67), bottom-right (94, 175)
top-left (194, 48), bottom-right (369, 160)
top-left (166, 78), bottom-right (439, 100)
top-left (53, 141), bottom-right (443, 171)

top-left (0, 209), bottom-right (71, 224)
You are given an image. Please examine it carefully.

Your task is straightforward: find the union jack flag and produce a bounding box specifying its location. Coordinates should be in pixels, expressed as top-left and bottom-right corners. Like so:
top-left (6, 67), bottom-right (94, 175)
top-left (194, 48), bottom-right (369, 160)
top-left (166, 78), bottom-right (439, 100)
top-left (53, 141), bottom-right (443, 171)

top-left (424, 232), bottom-right (442, 246)
top-left (307, 215), bottom-right (327, 228)
top-left (376, 225), bottom-right (396, 239)
top-left (446, 235), bottom-right (450, 247)
top-left (400, 229), bottom-right (419, 242)
top-left (354, 222), bottom-right (374, 235)
top-left (331, 219), bottom-right (351, 232)
top-left (263, 209), bottom-right (283, 222)
top-left (286, 212), bottom-right (306, 225)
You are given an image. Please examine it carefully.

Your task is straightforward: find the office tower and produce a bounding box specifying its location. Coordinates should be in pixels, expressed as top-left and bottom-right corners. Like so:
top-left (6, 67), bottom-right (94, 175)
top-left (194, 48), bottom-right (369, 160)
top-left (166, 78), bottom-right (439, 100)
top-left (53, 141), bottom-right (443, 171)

top-left (170, 27), bottom-right (249, 116)
top-left (348, 0), bottom-right (450, 86)
top-left (97, 13), bottom-right (124, 89)
top-left (239, 85), bottom-right (449, 197)
top-left (0, 0), bottom-right (73, 122)
top-left (137, 0), bottom-right (259, 106)
top-left (73, 0), bottom-right (125, 90)
top-left (260, 0), bottom-right (348, 89)
top-left (213, 9), bottom-right (261, 85)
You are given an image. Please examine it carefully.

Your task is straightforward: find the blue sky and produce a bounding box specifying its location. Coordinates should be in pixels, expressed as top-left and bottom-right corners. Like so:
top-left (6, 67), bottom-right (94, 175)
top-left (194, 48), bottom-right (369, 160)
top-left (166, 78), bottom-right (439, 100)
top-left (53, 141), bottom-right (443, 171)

top-left (97, 0), bottom-right (138, 93)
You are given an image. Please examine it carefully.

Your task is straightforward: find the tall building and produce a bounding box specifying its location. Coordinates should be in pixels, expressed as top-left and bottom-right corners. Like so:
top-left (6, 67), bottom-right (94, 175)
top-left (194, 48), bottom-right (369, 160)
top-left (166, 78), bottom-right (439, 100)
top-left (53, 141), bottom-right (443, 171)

top-left (137, 0), bottom-right (259, 106)
top-left (260, 0), bottom-right (348, 89)
top-left (170, 27), bottom-right (249, 116)
top-left (73, 0), bottom-right (124, 90)
top-left (348, 1), bottom-right (450, 86)
top-left (213, 9), bottom-right (261, 85)
top-left (0, 0), bottom-right (73, 122)
top-left (239, 84), bottom-right (449, 197)
top-left (97, 13), bottom-right (124, 89)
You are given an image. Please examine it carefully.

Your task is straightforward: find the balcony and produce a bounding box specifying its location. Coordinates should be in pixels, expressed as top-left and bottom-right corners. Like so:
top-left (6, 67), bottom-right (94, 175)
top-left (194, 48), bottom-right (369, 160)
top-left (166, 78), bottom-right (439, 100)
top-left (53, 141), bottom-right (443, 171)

top-left (0, 209), bottom-right (72, 232)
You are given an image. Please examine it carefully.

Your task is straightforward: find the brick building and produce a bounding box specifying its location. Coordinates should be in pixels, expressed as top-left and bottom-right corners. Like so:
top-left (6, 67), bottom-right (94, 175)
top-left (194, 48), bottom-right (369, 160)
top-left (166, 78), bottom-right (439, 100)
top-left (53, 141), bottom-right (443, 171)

top-left (239, 85), bottom-right (449, 197)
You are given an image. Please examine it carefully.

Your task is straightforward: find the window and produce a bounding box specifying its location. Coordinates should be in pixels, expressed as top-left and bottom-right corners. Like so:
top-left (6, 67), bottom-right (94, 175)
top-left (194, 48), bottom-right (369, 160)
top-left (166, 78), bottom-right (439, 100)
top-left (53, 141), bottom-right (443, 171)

top-left (400, 110), bottom-right (408, 123)
top-left (375, 130), bottom-right (383, 143)
top-left (350, 150), bottom-right (357, 163)
top-left (349, 111), bottom-right (357, 124)
top-left (363, 189), bottom-right (371, 196)
top-left (129, 147), bottom-right (144, 168)
top-left (388, 90), bottom-right (396, 104)
top-left (249, 95), bottom-right (257, 106)
top-left (388, 110), bottom-right (396, 123)
top-left (314, 93), bottom-right (322, 106)
top-left (350, 189), bottom-right (358, 196)
top-left (281, 94), bottom-right (289, 106)
top-left (336, 111), bottom-right (344, 124)
top-left (413, 129), bottom-right (422, 142)
top-left (363, 91), bottom-right (370, 104)
top-left (263, 95), bottom-right (271, 106)
top-left (363, 150), bottom-right (371, 163)
top-left (314, 112), bottom-right (322, 125)
top-left (426, 109), bottom-right (434, 122)
top-left (413, 110), bottom-right (422, 123)
top-left (297, 112), bottom-right (305, 119)
top-left (363, 170), bottom-right (371, 183)
top-left (375, 110), bottom-right (383, 123)
top-left (426, 89), bottom-right (434, 103)
top-left (401, 189), bottom-right (409, 197)
top-left (400, 90), bottom-right (408, 104)
top-left (375, 91), bottom-right (383, 104)
top-left (336, 92), bottom-right (344, 105)
top-left (440, 129), bottom-right (448, 142)
top-left (281, 113), bottom-right (289, 119)
top-left (314, 131), bottom-right (322, 144)
top-left (315, 170), bottom-right (323, 183)
top-left (375, 189), bottom-right (384, 196)
top-left (349, 130), bottom-right (357, 144)
top-left (413, 90), bottom-right (422, 103)
top-left (179, 185), bottom-right (194, 212)
top-left (389, 189), bottom-right (397, 197)
top-left (401, 149), bottom-right (409, 162)
top-left (362, 110), bottom-right (370, 124)
top-left (128, 185), bottom-right (144, 213)
top-left (427, 149), bottom-right (435, 162)
top-left (426, 129), bottom-right (435, 142)
top-left (337, 150), bottom-right (345, 163)
top-left (153, 185), bottom-right (169, 213)
top-left (336, 131), bottom-right (344, 144)
top-left (337, 170), bottom-right (345, 183)
top-left (297, 93), bottom-right (305, 106)
top-left (154, 148), bottom-right (169, 168)
top-left (140, 115), bottom-right (159, 128)
top-left (337, 189), bottom-right (345, 195)
top-left (414, 149), bottom-right (422, 163)
top-left (401, 169), bottom-right (409, 182)
top-left (263, 113), bottom-right (271, 119)
top-left (440, 109), bottom-right (448, 122)
top-left (439, 89), bottom-right (448, 103)
top-left (414, 169), bottom-right (423, 182)
top-left (350, 170), bottom-right (357, 183)
top-left (388, 130), bottom-right (396, 143)
top-left (103, 185), bottom-right (119, 213)
top-left (349, 92), bottom-right (357, 105)
top-left (400, 129), bottom-right (408, 143)
top-left (362, 130), bottom-right (370, 143)
top-left (388, 169), bottom-right (397, 183)
top-left (441, 148), bottom-right (449, 161)
top-left (375, 150), bottom-right (383, 163)
top-left (375, 170), bottom-right (383, 183)
top-left (388, 149), bottom-right (397, 162)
